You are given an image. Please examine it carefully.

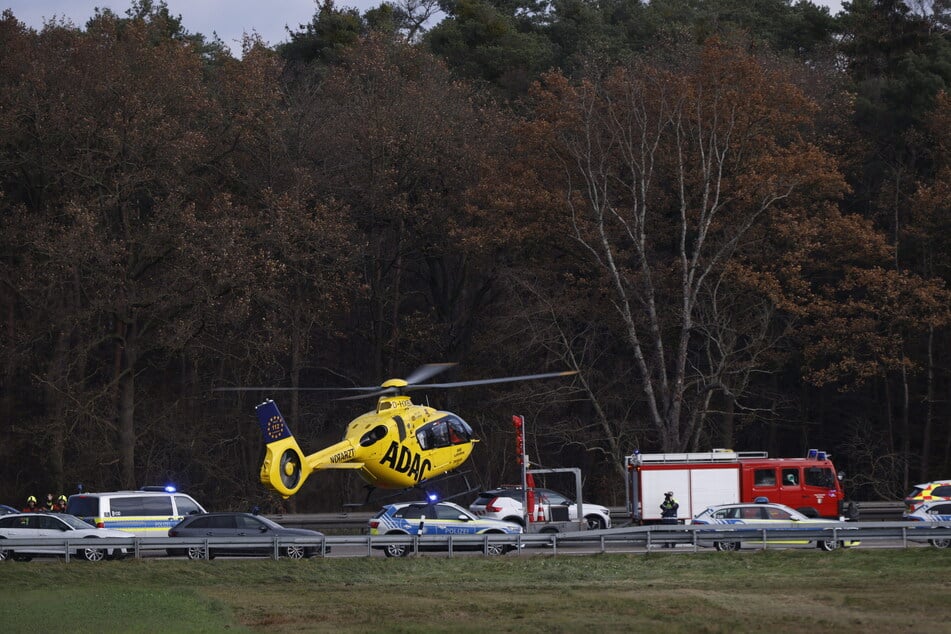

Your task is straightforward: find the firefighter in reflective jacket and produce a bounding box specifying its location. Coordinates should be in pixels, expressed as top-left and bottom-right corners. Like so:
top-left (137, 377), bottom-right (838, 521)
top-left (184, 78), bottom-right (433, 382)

top-left (22, 495), bottom-right (41, 512)
top-left (660, 491), bottom-right (679, 548)
top-left (52, 495), bottom-right (67, 512)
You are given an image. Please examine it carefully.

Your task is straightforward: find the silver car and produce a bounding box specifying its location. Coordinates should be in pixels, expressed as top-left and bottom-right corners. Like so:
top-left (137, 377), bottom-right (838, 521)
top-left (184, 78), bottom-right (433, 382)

top-left (692, 502), bottom-right (859, 552)
top-left (0, 513), bottom-right (132, 561)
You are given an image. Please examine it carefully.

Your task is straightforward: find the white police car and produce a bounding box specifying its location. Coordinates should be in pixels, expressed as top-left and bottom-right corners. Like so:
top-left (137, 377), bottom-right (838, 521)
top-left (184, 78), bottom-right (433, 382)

top-left (692, 501), bottom-right (859, 552)
top-left (368, 500), bottom-right (522, 557)
top-left (903, 500), bottom-right (951, 548)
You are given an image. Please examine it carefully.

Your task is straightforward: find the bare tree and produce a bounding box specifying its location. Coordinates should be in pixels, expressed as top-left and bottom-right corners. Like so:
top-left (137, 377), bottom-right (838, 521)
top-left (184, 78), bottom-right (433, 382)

top-left (523, 40), bottom-right (848, 451)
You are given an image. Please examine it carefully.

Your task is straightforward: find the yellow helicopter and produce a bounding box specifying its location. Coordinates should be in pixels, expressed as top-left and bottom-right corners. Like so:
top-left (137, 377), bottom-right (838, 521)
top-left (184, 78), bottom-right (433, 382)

top-left (225, 364), bottom-right (576, 499)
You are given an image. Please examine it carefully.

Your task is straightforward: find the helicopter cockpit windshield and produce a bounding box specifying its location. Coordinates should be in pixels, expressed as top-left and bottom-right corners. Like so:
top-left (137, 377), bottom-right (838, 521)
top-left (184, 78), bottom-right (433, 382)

top-left (416, 416), bottom-right (473, 450)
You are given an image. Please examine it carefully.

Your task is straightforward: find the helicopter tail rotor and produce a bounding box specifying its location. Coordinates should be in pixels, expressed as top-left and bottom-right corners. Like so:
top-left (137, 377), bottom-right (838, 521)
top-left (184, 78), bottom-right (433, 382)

top-left (256, 400), bottom-right (310, 498)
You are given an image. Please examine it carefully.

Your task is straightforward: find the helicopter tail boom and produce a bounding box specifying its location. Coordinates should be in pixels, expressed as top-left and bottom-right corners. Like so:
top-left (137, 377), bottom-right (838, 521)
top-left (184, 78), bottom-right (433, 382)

top-left (256, 399), bottom-right (364, 498)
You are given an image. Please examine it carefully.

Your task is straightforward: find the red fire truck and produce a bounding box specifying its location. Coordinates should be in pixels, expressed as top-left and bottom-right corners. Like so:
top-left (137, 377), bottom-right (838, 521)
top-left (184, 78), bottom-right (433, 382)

top-left (625, 449), bottom-right (853, 523)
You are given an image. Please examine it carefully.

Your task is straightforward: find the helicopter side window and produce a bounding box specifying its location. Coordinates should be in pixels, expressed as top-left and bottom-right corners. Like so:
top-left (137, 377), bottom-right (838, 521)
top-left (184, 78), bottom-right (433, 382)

top-left (431, 421), bottom-right (450, 448)
top-left (417, 421), bottom-right (449, 450)
top-left (416, 427), bottom-right (434, 451)
top-left (360, 425), bottom-right (388, 447)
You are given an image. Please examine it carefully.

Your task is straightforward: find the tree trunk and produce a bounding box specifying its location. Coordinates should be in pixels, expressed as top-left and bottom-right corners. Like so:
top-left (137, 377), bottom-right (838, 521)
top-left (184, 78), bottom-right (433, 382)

top-left (921, 325), bottom-right (934, 480)
top-left (900, 359), bottom-right (910, 492)
top-left (44, 331), bottom-right (69, 492)
top-left (118, 323), bottom-right (138, 490)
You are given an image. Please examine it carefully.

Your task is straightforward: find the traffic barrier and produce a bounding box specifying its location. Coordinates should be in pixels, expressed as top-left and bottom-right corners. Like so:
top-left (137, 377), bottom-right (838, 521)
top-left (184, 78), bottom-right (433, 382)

top-left (3, 520), bottom-right (949, 561)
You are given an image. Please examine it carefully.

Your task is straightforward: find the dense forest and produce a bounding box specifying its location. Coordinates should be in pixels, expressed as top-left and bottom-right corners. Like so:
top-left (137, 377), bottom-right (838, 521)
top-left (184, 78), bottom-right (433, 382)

top-left (1, 0), bottom-right (949, 512)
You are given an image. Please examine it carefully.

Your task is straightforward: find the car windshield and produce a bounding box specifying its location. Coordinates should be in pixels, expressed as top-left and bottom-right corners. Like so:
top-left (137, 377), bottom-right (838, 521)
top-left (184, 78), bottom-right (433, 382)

top-left (59, 514), bottom-right (96, 530)
top-left (255, 515), bottom-right (283, 530)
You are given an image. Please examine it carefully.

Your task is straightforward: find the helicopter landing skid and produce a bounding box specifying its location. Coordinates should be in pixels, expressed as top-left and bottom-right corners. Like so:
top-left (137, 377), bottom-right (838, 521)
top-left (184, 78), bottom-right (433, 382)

top-left (342, 470), bottom-right (480, 508)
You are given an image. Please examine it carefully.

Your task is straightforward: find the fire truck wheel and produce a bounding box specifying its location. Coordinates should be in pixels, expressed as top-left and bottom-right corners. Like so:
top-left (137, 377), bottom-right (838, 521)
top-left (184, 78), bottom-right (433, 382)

top-left (714, 541), bottom-right (740, 552)
top-left (818, 539), bottom-right (840, 552)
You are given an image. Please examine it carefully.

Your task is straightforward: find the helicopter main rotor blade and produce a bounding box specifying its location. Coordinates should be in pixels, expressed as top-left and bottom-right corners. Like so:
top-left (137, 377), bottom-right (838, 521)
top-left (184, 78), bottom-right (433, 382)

top-left (404, 363), bottom-right (458, 386)
top-left (212, 386), bottom-right (380, 392)
top-left (334, 388), bottom-right (399, 401)
top-left (407, 370), bottom-right (578, 390)
top-left (214, 367), bottom-right (576, 396)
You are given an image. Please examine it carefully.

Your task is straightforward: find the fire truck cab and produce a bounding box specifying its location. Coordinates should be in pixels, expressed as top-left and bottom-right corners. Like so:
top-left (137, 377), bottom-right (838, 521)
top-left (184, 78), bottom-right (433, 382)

top-left (625, 449), bottom-right (852, 523)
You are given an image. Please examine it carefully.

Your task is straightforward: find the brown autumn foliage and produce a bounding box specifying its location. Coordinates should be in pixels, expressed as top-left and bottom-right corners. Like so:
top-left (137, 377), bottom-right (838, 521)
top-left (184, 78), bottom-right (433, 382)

top-left (0, 12), bottom-right (948, 509)
top-left (470, 38), bottom-right (949, 473)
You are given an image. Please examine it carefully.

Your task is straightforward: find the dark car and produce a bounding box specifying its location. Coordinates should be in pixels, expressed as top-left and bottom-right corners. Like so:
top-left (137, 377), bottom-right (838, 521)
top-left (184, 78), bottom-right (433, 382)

top-left (168, 512), bottom-right (328, 560)
top-left (0, 504), bottom-right (18, 515)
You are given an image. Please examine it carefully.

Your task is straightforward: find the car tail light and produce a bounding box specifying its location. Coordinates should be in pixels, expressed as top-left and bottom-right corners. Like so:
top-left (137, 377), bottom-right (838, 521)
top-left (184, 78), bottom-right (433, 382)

top-left (169, 529), bottom-right (178, 536)
top-left (96, 521), bottom-right (105, 528)
top-left (486, 498), bottom-right (503, 513)
top-left (368, 520), bottom-right (379, 529)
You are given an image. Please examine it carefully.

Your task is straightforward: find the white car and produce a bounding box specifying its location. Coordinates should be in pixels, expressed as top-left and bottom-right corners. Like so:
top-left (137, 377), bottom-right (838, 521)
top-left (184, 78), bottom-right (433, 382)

top-left (692, 502), bottom-right (859, 552)
top-left (0, 513), bottom-right (132, 561)
top-left (903, 500), bottom-right (951, 548)
top-left (469, 487), bottom-right (612, 530)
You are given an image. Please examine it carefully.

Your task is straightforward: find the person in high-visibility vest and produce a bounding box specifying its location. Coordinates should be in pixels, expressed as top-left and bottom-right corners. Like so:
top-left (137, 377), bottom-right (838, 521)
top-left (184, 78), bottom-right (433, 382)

top-left (660, 491), bottom-right (680, 548)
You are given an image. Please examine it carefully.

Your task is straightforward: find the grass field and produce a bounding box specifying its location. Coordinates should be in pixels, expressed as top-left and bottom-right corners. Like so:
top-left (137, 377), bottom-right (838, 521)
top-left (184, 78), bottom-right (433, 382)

top-left (1, 549), bottom-right (947, 632)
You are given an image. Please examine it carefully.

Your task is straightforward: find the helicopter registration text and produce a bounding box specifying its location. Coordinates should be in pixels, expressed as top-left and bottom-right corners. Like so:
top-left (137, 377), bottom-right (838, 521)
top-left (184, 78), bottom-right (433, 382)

top-left (379, 441), bottom-right (432, 483)
top-left (330, 448), bottom-right (355, 464)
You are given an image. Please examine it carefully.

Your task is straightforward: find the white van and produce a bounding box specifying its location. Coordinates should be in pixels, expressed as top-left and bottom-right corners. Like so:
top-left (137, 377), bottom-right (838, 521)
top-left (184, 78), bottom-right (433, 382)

top-left (66, 489), bottom-right (206, 536)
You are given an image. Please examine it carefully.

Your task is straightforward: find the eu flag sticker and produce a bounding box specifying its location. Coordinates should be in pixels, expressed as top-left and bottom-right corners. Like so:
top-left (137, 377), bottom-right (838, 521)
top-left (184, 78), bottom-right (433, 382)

top-left (256, 400), bottom-right (291, 443)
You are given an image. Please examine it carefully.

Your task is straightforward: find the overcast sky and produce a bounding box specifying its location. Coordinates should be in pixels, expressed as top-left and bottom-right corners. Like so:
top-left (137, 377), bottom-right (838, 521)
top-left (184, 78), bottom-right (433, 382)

top-left (4, 1), bottom-right (845, 56)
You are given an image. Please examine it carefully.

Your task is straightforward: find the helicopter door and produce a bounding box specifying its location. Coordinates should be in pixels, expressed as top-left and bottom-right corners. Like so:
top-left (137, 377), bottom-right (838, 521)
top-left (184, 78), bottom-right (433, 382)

top-left (416, 421), bottom-right (450, 450)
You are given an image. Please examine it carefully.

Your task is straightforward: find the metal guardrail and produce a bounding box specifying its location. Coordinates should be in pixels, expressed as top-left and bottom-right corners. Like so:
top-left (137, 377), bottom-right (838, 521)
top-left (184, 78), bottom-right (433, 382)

top-left (850, 501), bottom-right (906, 521)
top-left (270, 501), bottom-right (908, 532)
top-left (3, 521), bottom-right (949, 562)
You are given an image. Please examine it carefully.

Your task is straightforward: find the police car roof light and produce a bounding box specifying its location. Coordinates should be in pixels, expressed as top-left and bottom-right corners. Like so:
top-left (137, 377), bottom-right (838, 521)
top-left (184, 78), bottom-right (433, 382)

top-left (140, 485), bottom-right (177, 493)
top-left (427, 492), bottom-right (439, 502)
